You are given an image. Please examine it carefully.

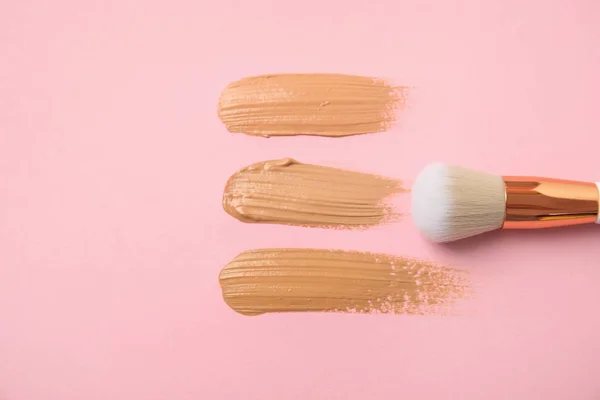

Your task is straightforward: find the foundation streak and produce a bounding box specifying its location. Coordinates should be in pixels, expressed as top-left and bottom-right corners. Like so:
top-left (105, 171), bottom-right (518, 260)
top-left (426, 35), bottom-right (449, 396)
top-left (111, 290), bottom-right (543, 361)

top-left (219, 248), bottom-right (471, 316)
top-left (218, 73), bottom-right (405, 137)
top-left (223, 158), bottom-right (406, 229)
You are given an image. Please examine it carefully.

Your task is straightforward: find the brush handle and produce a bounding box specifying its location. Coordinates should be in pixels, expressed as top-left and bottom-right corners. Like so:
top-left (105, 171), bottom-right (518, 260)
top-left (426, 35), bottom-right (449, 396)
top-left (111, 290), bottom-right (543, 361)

top-left (596, 182), bottom-right (600, 224)
top-left (503, 177), bottom-right (600, 229)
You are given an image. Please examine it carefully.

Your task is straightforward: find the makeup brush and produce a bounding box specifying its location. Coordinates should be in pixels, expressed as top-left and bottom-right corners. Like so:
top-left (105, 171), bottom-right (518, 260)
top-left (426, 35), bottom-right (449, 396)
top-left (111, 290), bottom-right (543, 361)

top-left (411, 162), bottom-right (600, 243)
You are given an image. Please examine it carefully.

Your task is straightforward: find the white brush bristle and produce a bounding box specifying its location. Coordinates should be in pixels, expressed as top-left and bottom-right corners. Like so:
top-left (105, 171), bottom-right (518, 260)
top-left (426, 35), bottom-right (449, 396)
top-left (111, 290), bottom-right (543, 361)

top-left (411, 163), bottom-right (506, 242)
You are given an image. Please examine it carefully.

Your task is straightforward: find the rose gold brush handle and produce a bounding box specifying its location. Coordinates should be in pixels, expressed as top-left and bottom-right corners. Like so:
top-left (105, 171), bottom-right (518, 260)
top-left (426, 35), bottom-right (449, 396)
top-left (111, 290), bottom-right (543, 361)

top-left (501, 177), bottom-right (600, 229)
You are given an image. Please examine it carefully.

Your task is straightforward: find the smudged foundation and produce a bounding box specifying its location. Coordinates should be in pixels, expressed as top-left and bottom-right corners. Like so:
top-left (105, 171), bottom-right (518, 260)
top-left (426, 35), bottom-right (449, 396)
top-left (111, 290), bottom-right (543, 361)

top-left (217, 73), bottom-right (404, 137)
top-left (219, 248), bottom-right (471, 316)
top-left (223, 158), bottom-right (407, 229)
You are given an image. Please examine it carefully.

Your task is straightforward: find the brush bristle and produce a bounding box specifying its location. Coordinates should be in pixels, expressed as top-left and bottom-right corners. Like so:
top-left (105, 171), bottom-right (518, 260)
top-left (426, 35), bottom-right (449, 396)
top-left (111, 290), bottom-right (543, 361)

top-left (411, 163), bottom-right (506, 242)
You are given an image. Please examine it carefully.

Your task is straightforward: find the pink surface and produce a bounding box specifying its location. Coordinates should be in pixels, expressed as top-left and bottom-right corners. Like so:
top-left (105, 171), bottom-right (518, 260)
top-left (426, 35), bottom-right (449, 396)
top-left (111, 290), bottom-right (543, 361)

top-left (2, 0), bottom-right (600, 399)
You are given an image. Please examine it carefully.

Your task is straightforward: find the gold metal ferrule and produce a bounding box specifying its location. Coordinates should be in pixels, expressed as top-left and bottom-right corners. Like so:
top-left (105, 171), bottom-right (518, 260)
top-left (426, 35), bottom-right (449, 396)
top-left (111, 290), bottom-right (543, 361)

top-left (502, 177), bottom-right (599, 229)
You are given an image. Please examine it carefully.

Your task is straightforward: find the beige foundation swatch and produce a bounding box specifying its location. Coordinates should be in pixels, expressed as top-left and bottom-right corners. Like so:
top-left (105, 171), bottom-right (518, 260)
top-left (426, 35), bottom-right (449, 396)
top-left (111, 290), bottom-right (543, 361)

top-left (219, 248), bottom-right (471, 316)
top-left (223, 158), bottom-right (406, 229)
top-left (217, 73), bottom-right (404, 137)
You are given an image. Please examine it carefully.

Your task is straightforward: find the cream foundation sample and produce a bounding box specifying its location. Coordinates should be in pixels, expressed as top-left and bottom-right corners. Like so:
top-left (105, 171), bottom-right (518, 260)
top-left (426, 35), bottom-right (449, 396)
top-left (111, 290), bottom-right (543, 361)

top-left (217, 73), bottom-right (404, 137)
top-left (223, 158), bottom-right (406, 229)
top-left (219, 249), bottom-right (470, 316)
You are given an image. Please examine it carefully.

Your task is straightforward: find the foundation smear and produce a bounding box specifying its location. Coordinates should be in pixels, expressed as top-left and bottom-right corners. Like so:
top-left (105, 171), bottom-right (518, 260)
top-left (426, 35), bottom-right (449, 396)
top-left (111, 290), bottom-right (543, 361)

top-left (217, 73), bottom-right (405, 137)
top-left (219, 248), bottom-right (471, 316)
top-left (223, 158), bottom-right (406, 229)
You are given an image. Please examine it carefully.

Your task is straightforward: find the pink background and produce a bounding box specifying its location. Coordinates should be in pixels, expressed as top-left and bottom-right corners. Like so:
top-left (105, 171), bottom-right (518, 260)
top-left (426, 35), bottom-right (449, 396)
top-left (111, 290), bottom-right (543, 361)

top-left (2, 0), bottom-right (600, 398)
